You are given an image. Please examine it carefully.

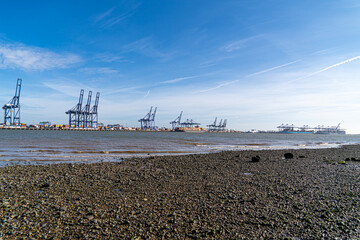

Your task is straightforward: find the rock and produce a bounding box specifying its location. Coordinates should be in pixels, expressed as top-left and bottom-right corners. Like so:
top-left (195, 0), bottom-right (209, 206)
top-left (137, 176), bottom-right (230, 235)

top-left (284, 153), bottom-right (294, 159)
top-left (251, 155), bottom-right (260, 162)
top-left (85, 213), bottom-right (94, 220)
top-left (40, 183), bottom-right (50, 188)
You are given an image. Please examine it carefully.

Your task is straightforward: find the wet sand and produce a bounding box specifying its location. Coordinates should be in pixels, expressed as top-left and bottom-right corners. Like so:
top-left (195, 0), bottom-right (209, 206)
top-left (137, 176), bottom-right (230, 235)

top-left (1, 145), bottom-right (360, 239)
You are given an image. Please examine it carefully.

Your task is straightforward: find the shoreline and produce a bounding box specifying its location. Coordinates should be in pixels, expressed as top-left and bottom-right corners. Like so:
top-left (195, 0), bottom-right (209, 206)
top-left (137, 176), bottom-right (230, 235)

top-left (1, 142), bottom-right (359, 168)
top-left (1, 145), bottom-right (360, 238)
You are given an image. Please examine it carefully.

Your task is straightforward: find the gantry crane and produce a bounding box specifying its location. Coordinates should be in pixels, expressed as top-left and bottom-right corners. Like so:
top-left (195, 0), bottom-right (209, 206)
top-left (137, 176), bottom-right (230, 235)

top-left (82, 91), bottom-right (92, 128)
top-left (90, 92), bottom-right (100, 128)
top-left (66, 89), bottom-right (84, 128)
top-left (170, 111), bottom-right (183, 130)
top-left (138, 106), bottom-right (157, 130)
top-left (3, 78), bottom-right (22, 126)
top-left (66, 90), bottom-right (100, 128)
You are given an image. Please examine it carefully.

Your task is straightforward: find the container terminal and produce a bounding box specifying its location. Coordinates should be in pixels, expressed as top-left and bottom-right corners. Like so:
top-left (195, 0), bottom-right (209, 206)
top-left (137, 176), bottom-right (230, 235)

top-left (1, 78), bottom-right (346, 134)
top-left (1, 79), bottom-right (232, 132)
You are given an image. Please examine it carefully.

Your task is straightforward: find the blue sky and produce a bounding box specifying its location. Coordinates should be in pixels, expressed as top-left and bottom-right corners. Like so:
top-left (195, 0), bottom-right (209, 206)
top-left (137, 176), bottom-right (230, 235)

top-left (1, 1), bottom-right (360, 132)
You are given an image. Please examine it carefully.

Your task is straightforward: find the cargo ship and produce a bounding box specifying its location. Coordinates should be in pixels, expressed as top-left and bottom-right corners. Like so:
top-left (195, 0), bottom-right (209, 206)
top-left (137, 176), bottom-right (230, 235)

top-left (277, 123), bottom-right (346, 134)
top-left (314, 123), bottom-right (346, 134)
top-left (171, 116), bottom-right (206, 132)
top-left (173, 126), bottom-right (206, 133)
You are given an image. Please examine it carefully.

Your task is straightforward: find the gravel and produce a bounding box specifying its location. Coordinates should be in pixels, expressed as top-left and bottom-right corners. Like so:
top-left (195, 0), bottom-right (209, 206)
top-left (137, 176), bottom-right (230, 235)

top-left (1, 145), bottom-right (360, 239)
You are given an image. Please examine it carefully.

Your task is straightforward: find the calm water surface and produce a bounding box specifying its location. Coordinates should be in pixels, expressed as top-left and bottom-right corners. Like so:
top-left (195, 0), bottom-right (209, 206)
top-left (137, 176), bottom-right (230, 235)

top-left (1, 130), bottom-right (360, 166)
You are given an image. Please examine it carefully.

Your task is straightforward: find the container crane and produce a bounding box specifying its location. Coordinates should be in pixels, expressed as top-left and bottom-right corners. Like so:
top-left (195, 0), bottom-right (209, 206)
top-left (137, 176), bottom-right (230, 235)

top-left (66, 89), bottom-right (84, 128)
top-left (90, 92), bottom-right (100, 128)
top-left (170, 111), bottom-right (183, 130)
top-left (3, 78), bottom-right (22, 126)
top-left (82, 91), bottom-right (92, 128)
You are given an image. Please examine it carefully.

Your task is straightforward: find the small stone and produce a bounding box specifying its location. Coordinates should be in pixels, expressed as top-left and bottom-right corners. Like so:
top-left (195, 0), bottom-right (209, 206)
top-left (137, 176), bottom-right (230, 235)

top-left (251, 155), bottom-right (260, 162)
top-left (284, 153), bottom-right (294, 159)
top-left (85, 214), bottom-right (94, 220)
top-left (40, 183), bottom-right (50, 188)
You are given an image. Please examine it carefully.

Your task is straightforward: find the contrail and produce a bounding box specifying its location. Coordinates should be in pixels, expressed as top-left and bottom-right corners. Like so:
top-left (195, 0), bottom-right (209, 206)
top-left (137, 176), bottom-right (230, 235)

top-left (194, 80), bottom-right (239, 93)
top-left (286, 55), bottom-right (360, 84)
top-left (304, 55), bottom-right (360, 79)
top-left (143, 90), bottom-right (150, 98)
top-left (161, 76), bottom-right (198, 84)
top-left (246, 60), bottom-right (299, 77)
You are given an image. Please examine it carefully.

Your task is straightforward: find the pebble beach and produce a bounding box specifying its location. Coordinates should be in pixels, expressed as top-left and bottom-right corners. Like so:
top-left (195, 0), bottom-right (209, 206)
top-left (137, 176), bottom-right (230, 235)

top-left (1, 145), bottom-right (360, 239)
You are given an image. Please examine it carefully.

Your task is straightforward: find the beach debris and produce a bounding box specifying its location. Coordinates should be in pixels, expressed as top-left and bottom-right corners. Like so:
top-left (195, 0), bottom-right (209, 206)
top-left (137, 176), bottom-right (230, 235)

top-left (243, 172), bottom-right (253, 175)
top-left (345, 157), bottom-right (359, 161)
top-left (299, 155), bottom-right (306, 158)
top-left (251, 155), bottom-right (260, 162)
top-left (284, 153), bottom-right (294, 159)
top-left (338, 161), bottom-right (346, 165)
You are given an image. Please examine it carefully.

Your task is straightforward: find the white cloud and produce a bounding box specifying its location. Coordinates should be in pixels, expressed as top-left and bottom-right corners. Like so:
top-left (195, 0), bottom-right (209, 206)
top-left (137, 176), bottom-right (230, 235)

top-left (94, 7), bottom-right (115, 23)
top-left (43, 81), bottom-right (90, 97)
top-left (94, 4), bottom-right (141, 29)
top-left (194, 80), bottom-right (239, 93)
top-left (78, 67), bottom-right (119, 74)
top-left (221, 36), bottom-right (259, 52)
top-left (93, 53), bottom-right (128, 63)
top-left (161, 76), bottom-right (198, 84)
top-left (124, 37), bottom-right (176, 60)
top-left (0, 44), bottom-right (82, 71)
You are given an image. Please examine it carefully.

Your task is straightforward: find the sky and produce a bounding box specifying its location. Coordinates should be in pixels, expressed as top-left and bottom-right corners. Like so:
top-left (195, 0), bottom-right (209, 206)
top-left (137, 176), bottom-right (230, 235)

top-left (1, 1), bottom-right (360, 132)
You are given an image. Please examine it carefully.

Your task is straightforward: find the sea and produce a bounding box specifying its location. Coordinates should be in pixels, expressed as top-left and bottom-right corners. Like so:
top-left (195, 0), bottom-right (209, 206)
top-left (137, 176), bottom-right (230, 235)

top-left (1, 130), bottom-right (360, 167)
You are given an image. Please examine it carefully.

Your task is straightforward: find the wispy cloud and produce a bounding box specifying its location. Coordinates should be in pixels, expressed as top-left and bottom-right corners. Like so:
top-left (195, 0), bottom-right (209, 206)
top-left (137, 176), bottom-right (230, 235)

top-left (95, 3), bottom-right (141, 29)
top-left (93, 53), bottom-right (129, 63)
top-left (43, 81), bottom-right (89, 97)
top-left (199, 55), bottom-right (236, 68)
top-left (246, 60), bottom-right (299, 77)
top-left (196, 60), bottom-right (298, 94)
top-left (161, 76), bottom-right (198, 84)
top-left (124, 37), bottom-right (176, 60)
top-left (194, 80), bottom-right (239, 93)
top-left (221, 36), bottom-right (259, 52)
top-left (0, 43), bottom-right (82, 71)
top-left (94, 7), bottom-right (115, 23)
top-left (78, 67), bottom-right (119, 74)
top-left (124, 37), bottom-right (152, 52)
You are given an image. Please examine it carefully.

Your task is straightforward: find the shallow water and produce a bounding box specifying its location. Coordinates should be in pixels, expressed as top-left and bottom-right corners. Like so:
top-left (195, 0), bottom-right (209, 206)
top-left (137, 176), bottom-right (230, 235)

top-left (1, 130), bottom-right (360, 166)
